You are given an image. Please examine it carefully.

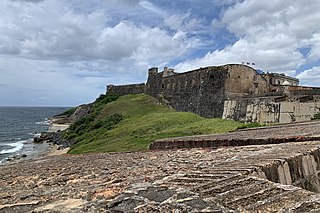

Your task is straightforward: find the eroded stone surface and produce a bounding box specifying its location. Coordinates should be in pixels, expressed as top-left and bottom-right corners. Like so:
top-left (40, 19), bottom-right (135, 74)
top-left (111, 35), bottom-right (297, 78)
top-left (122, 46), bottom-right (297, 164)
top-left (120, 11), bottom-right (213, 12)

top-left (2, 123), bottom-right (320, 212)
top-left (150, 120), bottom-right (320, 150)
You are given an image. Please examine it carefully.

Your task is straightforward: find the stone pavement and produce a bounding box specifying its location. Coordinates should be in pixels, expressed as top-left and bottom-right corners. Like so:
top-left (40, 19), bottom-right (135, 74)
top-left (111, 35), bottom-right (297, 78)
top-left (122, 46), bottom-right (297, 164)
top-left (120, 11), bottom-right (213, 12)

top-left (2, 122), bottom-right (320, 212)
top-left (150, 120), bottom-right (320, 150)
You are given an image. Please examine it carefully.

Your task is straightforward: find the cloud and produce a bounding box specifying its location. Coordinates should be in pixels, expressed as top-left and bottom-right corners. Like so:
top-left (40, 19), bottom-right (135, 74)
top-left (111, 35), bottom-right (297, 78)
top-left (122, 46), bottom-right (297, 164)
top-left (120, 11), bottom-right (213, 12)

top-left (308, 34), bottom-right (320, 61)
top-left (0, 0), bottom-right (192, 64)
top-left (1, 0), bottom-right (320, 106)
top-left (0, 56), bottom-right (108, 106)
top-left (10, 0), bottom-right (43, 2)
top-left (174, 0), bottom-right (320, 78)
top-left (139, 1), bottom-right (165, 15)
top-left (296, 66), bottom-right (320, 86)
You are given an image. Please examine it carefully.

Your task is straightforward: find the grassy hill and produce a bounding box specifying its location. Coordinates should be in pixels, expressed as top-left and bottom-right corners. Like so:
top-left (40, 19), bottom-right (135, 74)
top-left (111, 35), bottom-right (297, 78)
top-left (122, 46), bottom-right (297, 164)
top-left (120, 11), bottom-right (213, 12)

top-left (65, 94), bottom-right (242, 154)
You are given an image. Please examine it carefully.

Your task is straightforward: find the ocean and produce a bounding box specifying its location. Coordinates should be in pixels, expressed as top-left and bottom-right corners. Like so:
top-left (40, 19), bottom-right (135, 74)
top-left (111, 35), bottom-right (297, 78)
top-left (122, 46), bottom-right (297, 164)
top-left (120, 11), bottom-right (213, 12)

top-left (0, 107), bottom-right (70, 164)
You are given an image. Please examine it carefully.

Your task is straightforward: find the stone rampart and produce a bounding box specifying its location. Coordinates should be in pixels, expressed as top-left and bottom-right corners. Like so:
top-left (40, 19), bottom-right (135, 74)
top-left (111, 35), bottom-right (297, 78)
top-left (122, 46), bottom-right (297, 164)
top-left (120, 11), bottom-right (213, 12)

top-left (106, 64), bottom-right (320, 123)
top-left (223, 96), bottom-right (320, 123)
top-left (159, 66), bottom-right (227, 118)
top-left (107, 83), bottom-right (146, 96)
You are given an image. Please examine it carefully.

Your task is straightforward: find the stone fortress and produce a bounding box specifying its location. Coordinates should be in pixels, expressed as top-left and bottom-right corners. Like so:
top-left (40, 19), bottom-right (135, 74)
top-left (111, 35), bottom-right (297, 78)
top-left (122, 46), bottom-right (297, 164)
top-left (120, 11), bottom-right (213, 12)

top-left (107, 64), bottom-right (320, 123)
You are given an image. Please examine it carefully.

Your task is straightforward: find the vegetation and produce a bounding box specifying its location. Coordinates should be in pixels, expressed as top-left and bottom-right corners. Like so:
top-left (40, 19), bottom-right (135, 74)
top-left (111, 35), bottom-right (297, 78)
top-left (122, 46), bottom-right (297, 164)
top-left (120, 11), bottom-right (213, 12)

top-left (55, 107), bottom-right (76, 117)
top-left (236, 122), bottom-right (266, 130)
top-left (311, 112), bottom-right (320, 120)
top-left (64, 93), bottom-right (120, 139)
top-left (65, 94), bottom-right (243, 154)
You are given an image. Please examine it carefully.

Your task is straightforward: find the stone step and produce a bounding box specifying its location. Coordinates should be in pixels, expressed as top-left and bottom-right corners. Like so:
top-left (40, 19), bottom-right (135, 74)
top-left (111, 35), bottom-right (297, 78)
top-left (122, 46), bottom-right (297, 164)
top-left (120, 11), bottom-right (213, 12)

top-left (225, 186), bottom-right (286, 210)
top-left (185, 173), bottom-right (237, 179)
top-left (193, 175), bottom-right (247, 192)
top-left (211, 179), bottom-right (272, 202)
top-left (163, 173), bottom-right (245, 189)
top-left (245, 188), bottom-right (310, 212)
top-left (199, 178), bottom-right (267, 197)
top-left (284, 194), bottom-right (320, 212)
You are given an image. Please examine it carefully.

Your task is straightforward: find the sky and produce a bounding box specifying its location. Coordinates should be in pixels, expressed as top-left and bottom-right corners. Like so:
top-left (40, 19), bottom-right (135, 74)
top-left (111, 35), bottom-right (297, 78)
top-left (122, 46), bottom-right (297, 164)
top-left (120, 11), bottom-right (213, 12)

top-left (1, 0), bottom-right (320, 106)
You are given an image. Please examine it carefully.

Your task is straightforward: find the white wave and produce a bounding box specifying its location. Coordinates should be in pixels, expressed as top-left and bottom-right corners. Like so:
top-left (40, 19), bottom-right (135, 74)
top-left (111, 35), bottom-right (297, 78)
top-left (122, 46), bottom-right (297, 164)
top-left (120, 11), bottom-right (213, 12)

top-left (0, 141), bottom-right (25, 154)
top-left (28, 132), bottom-right (40, 137)
top-left (35, 118), bottom-right (51, 125)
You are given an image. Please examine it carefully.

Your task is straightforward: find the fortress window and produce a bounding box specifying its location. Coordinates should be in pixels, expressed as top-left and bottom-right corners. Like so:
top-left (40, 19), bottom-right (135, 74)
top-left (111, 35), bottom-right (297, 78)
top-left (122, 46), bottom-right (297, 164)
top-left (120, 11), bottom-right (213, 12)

top-left (162, 84), bottom-right (164, 88)
top-left (254, 83), bottom-right (258, 88)
top-left (210, 75), bottom-right (214, 80)
top-left (238, 75), bottom-right (241, 79)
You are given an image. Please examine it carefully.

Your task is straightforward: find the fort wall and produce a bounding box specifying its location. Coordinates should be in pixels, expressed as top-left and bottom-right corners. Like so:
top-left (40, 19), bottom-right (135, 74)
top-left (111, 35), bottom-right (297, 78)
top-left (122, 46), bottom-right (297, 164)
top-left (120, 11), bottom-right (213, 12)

top-left (107, 83), bottom-right (146, 96)
top-left (223, 96), bottom-right (320, 123)
top-left (224, 64), bottom-right (269, 97)
top-left (160, 66), bottom-right (227, 117)
top-left (106, 64), bottom-right (320, 123)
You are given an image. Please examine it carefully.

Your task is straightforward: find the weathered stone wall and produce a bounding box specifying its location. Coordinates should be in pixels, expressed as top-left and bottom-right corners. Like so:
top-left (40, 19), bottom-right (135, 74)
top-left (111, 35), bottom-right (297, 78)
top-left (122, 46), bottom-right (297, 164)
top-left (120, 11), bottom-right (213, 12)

top-left (255, 148), bottom-right (320, 193)
top-left (289, 86), bottom-right (320, 96)
top-left (160, 67), bottom-right (227, 117)
top-left (146, 68), bottom-right (163, 97)
top-left (223, 96), bottom-right (320, 123)
top-left (107, 83), bottom-right (146, 96)
top-left (223, 98), bottom-right (281, 123)
top-left (106, 64), bottom-right (320, 123)
top-left (263, 73), bottom-right (299, 86)
top-left (145, 64), bottom-right (273, 118)
top-left (224, 64), bottom-right (269, 97)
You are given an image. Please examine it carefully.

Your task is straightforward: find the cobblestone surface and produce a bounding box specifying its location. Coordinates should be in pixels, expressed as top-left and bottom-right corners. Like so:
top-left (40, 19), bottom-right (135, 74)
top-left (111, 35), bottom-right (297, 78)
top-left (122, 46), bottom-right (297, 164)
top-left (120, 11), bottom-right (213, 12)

top-left (1, 121), bottom-right (320, 212)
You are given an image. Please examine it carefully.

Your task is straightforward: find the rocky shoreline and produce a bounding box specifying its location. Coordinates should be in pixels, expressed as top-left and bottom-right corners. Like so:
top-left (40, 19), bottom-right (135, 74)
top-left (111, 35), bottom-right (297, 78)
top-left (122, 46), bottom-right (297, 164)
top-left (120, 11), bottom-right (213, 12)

top-left (2, 123), bottom-right (70, 165)
top-left (33, 129), bottom-right (71, 151)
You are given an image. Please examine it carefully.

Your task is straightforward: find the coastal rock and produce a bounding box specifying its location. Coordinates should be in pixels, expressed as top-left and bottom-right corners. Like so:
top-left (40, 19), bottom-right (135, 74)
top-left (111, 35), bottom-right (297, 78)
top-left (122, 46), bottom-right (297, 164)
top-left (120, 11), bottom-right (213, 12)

top-left (33, 131), bottom-right (72, 150)
top-left (33, 132), bottom-right (54, 143)
top-left (53, 104), bottom-right (93, 124)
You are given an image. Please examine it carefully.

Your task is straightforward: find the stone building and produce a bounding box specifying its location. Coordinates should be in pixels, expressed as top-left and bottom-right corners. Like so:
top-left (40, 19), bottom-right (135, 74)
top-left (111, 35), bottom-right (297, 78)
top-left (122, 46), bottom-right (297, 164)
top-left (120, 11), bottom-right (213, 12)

top-left (107, 64), bottom-right (320, 123)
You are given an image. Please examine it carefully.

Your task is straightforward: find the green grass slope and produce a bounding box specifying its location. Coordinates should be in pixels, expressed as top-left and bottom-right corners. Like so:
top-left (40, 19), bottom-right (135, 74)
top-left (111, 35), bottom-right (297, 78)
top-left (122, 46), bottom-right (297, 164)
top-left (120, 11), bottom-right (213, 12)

top-left (66, 94), bottom-right (242, 154)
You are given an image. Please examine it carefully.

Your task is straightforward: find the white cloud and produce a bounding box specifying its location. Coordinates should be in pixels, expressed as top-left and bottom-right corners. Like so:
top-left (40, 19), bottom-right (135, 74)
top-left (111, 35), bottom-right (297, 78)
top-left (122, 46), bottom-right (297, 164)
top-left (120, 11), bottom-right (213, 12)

top-left (164, 11), bottom-right (203, 32)
top-left (296, 66), bottom-right (320, 86)
top-left (139, 0), bottom-right (165, 16)
top-left (175, 37), bottom-right (303, 76)
top-left (308, 34), bottom-right (320, 61)
top-left (0, 0), bottom-right (190, 64)
top-left (175, 0), bottom-right (320, 78)
top-left (0, 0), bottom-right (198, 106)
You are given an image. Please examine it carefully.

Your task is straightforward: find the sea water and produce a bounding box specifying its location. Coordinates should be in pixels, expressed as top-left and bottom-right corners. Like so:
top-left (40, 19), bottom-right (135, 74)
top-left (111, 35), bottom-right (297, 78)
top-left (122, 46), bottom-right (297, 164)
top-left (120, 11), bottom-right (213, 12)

top-left (0, 107), bottom-right (69, 163)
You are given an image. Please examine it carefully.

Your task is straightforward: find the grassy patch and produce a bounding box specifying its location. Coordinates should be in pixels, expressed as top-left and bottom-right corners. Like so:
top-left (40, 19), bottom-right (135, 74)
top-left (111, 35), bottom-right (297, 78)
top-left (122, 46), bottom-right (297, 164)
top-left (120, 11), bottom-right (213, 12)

top-left (67, 94), bottom-right (242, 154)
top-left (236, 122), bottom-right (266, 130)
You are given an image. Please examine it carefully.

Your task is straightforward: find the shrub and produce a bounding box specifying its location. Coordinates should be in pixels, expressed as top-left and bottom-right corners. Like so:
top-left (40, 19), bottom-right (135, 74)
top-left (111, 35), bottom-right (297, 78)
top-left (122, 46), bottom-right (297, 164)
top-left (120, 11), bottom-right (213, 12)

top-left (90, 114), bottom-right (123, 131)
top-left (311, 112), bottom-right (320, 120)
top-left (63, 94), bottom-right (121, 140)
top-left (55, 107), bottom-right (76, 117)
